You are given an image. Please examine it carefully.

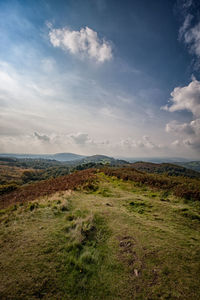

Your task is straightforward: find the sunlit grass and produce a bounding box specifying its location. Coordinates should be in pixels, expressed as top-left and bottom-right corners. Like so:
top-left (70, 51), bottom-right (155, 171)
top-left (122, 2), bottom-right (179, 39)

top-left (0, 174), bottom-right (200, 299)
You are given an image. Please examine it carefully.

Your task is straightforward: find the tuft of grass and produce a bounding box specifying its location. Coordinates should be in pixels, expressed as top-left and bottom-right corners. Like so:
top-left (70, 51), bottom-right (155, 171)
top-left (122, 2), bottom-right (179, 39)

top-left (28, 202), bottom-right (39, 211)
top-left (127, 200), bottom-right (152, 215)
top-left (181, 210), bottom-right (200, 221)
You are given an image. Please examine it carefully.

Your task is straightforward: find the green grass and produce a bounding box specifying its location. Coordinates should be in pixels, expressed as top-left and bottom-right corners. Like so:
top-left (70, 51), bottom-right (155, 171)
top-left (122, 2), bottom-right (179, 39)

top-left (0, 175), bottom-right (200, 299)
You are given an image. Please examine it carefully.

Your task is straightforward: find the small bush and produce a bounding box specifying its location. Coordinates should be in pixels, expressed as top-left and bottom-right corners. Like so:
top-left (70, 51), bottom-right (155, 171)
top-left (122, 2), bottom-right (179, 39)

top-left (83, 182), bottom-right (99, 192)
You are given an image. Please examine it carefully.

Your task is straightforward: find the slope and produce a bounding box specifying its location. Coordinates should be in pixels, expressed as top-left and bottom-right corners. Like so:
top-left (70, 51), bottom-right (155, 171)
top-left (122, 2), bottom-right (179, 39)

top-left (131, 161), bottom-right (200, 179)
top-left (176, 161), bottom-right (200, 173)
top-left (0, 173), bottom-right (200, 299)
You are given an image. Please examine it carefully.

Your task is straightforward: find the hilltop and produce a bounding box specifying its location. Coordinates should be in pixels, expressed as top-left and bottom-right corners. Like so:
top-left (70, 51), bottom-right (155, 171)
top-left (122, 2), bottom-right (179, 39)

top-left (0, 152), bottom-right (85, 162)
top-left (131, 161), bottom-right (200, 179)
top-left (175, 161), bottom-right (200, 173)
top-left (74, 154), bottom-right (128, 166)
top-left (0, 168), bottom-right (200, 299)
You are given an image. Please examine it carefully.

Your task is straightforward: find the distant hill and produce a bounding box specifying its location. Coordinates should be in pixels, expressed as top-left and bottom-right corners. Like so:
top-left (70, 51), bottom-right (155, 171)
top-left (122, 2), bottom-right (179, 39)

top-left (52, 153), bottom-right (85, 161)
top-left (131, 161), bottom-right (200, 179)
top-left (75, 155), bottom-right (128, 166)
top-left (175, 161), bottom-right (200, 173)
top-left (0, 153), bottom-right (85, 162)
top-left (0, 154), bottom-right (129, 180)
top-left (120, 157), bottom-right (191, 163)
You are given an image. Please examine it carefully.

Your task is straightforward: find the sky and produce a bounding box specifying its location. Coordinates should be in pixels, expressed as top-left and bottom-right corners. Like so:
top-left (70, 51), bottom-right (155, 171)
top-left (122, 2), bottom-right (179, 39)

top-left (0, 0), bottom-right (200, 158)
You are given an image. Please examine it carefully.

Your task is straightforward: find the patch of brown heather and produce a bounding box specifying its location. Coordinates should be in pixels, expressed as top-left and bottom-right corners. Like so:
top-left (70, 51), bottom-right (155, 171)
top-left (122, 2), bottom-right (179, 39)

top-left (0, 169), bottom-right (96, 209)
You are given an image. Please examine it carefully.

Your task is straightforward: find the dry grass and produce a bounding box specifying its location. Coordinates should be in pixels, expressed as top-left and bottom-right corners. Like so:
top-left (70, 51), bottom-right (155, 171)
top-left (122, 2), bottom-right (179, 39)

top-left (0, 172), bottom-right (200, 299)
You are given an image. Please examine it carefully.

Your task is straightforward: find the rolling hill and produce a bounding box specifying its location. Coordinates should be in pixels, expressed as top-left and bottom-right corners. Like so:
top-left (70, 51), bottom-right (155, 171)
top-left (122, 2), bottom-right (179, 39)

top-left (0, 152), bottom-right (85, 162)
top-left (175, 161), bottom-right (200, 173)
top-left (75, 154), bottom-right (128, 166)
top-left (131, 161), bottom-right (200, 179)
top-left (0, 168), bottom-right (200, 299)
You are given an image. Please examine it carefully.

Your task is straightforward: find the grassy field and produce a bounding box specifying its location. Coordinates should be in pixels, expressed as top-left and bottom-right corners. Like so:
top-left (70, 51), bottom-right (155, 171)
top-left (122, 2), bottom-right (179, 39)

top-left (0, 173), bottom-right (200, 299)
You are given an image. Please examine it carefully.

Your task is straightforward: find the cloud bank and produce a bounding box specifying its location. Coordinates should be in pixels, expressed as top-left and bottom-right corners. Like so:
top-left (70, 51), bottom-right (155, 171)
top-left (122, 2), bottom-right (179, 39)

top-left (34, 132), bottom-right (50, 142)
top-left (49, 26), bottom-right (112, 63)
top-left (163, 77), bottom-right (200, 116)
top-left (120, 136), bottom-right (160, 150)
top-left (164, 78), bottom-right (200, 151)
top-left (178, 0), bottom-right (200, 66)
top-left (69, 132), bottom-right (94, 145)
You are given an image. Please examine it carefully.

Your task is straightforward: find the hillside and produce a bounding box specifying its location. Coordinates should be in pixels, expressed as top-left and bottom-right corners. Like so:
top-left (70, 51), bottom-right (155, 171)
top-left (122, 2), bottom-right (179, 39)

top-left (76, 154), bottom-right (128, 166)
top-left (0, 169), bottom-right (96, 208)
top-left (121, 157), bottom-right (190, 163)
top-left (131, 161), bottom-right (200, 179)
top-left (0, 170), bottom-right (200, 299)
top-left (176, 161), bottom-right (200, 173)
top-left (0, 155), bottom-right (128, 190)
top-left (0, 152), bottom-right (85, 162)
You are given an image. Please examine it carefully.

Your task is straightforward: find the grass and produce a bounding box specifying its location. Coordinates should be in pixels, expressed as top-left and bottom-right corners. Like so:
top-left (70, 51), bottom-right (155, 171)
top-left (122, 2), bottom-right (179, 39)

top-left (0, 173), bottom-right (200, 299)
top-left (102, 166), bottom-right (200, 201)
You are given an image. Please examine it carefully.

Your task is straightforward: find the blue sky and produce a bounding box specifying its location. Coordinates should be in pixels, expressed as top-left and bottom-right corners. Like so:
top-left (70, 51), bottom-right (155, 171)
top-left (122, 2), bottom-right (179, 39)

top-left (0, 0), bottom-right (200, 158)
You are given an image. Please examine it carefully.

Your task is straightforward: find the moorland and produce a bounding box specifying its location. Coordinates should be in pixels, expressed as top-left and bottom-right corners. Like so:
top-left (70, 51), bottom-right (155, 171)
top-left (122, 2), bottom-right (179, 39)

top-left (0, 154), bottom-right (200, 299)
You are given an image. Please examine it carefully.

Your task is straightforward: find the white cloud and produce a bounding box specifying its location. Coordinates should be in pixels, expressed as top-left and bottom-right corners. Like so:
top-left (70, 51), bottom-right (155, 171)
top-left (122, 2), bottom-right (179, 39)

top-left (34, 132), bottom-right (50, 142)
top-left (171, 135), bottom-right (200, 151)
top-left (183, 136), bottom-right (200, 150)
top-left (179, 14), bottom-right (193, 39)
top-left (166, 119), bottom-right (200, 150)
top-left (165, 120), bottom-right (195, 135)
top-left (182, 0), bottom-right (193, 9)
top-left (162, 78), bottom-right (200, 116)
top-left (120, 136), bottom-right (160, 150)
top-left (184, 22), bottom-right (200, 58)
top-left (163, 74), bottom-right (200, 153)
top-left (171, 140), bottom-right (182, 147)
top-left (164, 79), bottom-right (200, 151)
top-left (167, 118), bottom-right (200, 136)
top-left (69, 132), bottom-right (94, 145)
top-left (49, 26), bottom-right (112, 63)
top-left (178, 1), bottom-right (200, 64)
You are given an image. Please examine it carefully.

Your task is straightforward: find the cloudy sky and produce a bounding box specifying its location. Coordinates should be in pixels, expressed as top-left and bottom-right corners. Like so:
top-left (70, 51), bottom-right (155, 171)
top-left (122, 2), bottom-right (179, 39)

top-left (0, 0), bottom-right (200, 158)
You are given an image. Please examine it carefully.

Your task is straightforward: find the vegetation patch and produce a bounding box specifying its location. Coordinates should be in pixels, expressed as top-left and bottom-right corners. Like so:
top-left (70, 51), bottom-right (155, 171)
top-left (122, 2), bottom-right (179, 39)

top-left (0, 166), bottom-right (200, 299)
top-left (102, 167), bottom-right (200, 201)
top-left (179, 209), bottom-right (200, 221)
top-left (127, 200), bottom-right (152, 214)
top-left (0, 192), bottom-right (122, 299)
top-left (0, 169), bottom-right (97, 209)
top-left (56, 213), bottom-right (113, 299)
top-left (0, 183), bottom-right (19, 195)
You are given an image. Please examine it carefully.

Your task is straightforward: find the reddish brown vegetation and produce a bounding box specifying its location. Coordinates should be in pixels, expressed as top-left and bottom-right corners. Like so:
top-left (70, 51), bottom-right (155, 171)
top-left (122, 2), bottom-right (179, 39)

top-left (0, 169), bottom-right (96, 209)
top-left (131, 162), bottom-right (200, 179)
top-left (102, 167), bottom-right (200, 201)
top-left (1, 166), bottom-right (200, 209)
